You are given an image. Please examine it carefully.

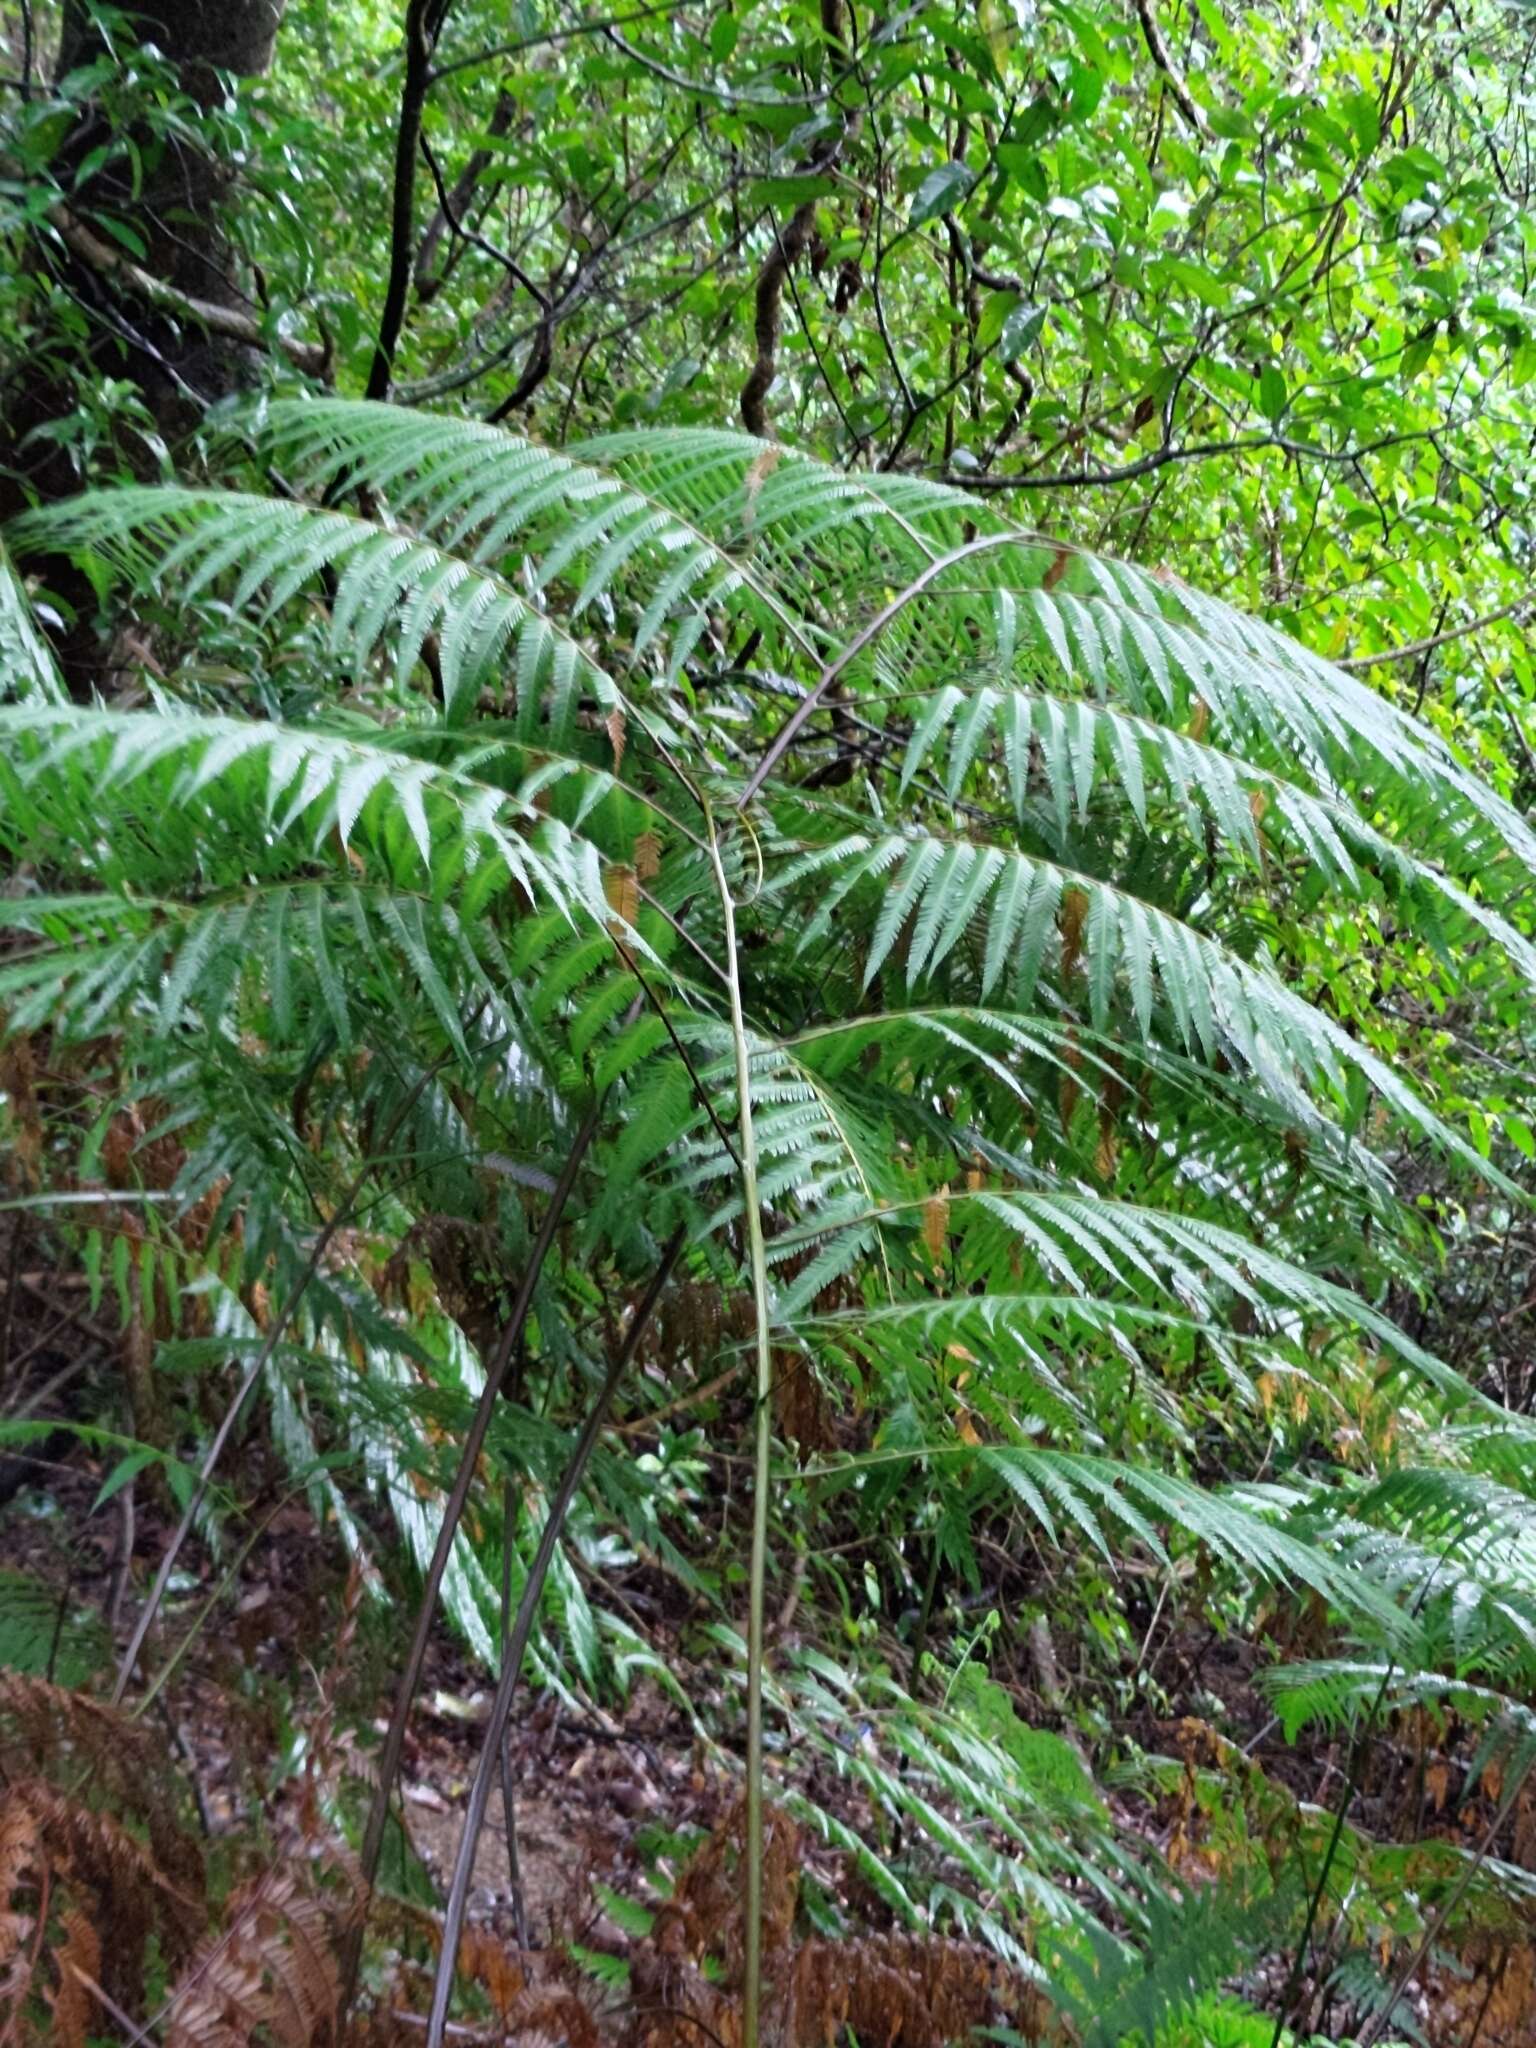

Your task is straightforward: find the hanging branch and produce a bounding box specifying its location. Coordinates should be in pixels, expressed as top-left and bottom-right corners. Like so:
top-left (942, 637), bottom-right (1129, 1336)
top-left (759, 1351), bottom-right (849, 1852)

top-left (738, 0), bottom-right (854, 436)
top-left (1133, 0), bottom-right (1208, 135)
top-left (485, 310), bottom-right (556, 422)
top-left (741, 207), bottom-right (822, 437)
top-left (414, 88), bottom-right (518, 300)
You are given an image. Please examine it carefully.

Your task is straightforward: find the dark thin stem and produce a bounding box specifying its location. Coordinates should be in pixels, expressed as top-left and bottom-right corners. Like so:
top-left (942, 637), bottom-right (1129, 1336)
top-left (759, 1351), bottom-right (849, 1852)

top-left (368, 0), bottom-right (445, 400)
top-left (423, 1225), bottom-right (687, 2048)
top-left (45, 1560), bottom-right (74, 1685)
top-left (418, 130), bottom-right (548, 307)
top-left (131, 1480), bottom-right (317, 1723)
top-left (485, 309), bottom-right (555, 421)
top-left (605, 25), bottom-right (828, 106)
top-left (343, 1099), bottom-right (602, 2015)
top-left (1339, 595), bottom-right (1534, 670)
top-left (498, 1473), bottom-right (531, 1949)
top-left (1269, 1710), bottom-right (1374, 2048)
top-left (1134, 0), bottom-right (1207, 132)
top-left (623, 948), bottom-right (741, 1170)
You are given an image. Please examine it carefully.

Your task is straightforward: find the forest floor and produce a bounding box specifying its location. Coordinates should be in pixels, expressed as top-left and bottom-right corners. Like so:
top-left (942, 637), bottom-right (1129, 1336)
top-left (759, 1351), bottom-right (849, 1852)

top-left (0, 1447), bottom-right (696, 1939)
top-left (1, 1338), bottom-right (1529, 2045)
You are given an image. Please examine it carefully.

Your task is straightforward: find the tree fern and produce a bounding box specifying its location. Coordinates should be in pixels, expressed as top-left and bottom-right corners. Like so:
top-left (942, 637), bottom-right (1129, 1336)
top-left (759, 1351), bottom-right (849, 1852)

top-left (6, 398), bottom-right (1536, 2040)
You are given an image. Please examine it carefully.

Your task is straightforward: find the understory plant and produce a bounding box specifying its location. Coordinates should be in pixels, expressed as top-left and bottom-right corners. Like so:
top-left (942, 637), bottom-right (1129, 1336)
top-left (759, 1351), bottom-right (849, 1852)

top-left (1, 399), bottom-right (1535, 2043)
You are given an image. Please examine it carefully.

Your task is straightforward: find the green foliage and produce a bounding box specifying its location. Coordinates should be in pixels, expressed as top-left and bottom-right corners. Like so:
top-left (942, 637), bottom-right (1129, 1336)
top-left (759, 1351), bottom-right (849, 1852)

top-left (4, 5), bottom-right (1536, 2042)
top-left (0, 1570), bottom-right (111, 1688)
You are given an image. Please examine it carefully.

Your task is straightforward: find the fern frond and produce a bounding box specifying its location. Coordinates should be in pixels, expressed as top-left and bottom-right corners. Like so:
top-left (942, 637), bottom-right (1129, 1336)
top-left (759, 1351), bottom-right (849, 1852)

top-left (0, 701), bottom-right (629, 950)
top-left (582, 425), bottom-right (1536, 877)
top-left (775, 826), bottom-right (1496, 1176)
top-left (0, 1673), bottom-right (201, 1893)
top-left (13, 483), bottom-right (636, 725)
top-left (242, 398), bottom-right (816, 671)
top-left (162, 1853), bottom-right (356, 2048)
top-left (0, 540), bottom-right (63, 704)
top-left (890, 680), bottom-right (1536, 981)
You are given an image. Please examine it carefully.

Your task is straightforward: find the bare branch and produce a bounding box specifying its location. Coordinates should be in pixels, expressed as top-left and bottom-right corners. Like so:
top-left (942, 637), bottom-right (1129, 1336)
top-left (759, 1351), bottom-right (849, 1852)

top-left (48, 206), bottom-right (327, 374)
top-left (941, 427), bottom-right (1438, 490)
top-left (1339, 597), bottom-right (1535, 669)
top-left (428, 0), bottom-right (680, 83)
top-left (1133, 0), bottom-right (1208, 134)
top-left (414, 88), bottom-right (518, 300)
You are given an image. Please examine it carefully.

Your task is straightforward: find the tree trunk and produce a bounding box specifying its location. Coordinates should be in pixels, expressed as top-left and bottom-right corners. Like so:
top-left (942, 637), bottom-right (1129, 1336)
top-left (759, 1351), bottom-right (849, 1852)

top-left (58, 1), bottom-right (287, 88)
top-left (2, 2), bottom-right (290, 690)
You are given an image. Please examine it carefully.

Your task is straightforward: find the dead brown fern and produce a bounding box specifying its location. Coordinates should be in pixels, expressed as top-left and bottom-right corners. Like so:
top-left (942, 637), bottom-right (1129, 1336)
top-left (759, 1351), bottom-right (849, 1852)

top-left (160, 1581), bottom-right (373, 2048)
top-left (347, 1914), bottom-right (599, 2047)
top-left (771, 1349), bottom-right (835, 1460)
top-left (162, 1840), bottom-right (365, 2048)
top-left (624, 1804), bottom-right (1049, 2048)
top-left (379, 1213), bottom-right (508, 1361)
top-left (0, 1668), bottom-right (368, 2048)
top-left (496, 1987), bottom-right (601, 2048)
top-left (153, 1565), bottom-right (373, 2048)
top-left (0, 1670), bottom-right (202, 1891)
top-left (44, 1909), bottom-right (100, 2048)
top-left (0, 1799), bottom-right (42, 2029)
top-left (0, 1774), bottom-right (202, 2038)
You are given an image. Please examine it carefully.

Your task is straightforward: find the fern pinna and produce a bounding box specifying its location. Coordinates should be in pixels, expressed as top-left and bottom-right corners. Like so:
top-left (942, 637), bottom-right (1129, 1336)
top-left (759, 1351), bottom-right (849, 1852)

top-left (2, 401), bottom-right (1534, 2041)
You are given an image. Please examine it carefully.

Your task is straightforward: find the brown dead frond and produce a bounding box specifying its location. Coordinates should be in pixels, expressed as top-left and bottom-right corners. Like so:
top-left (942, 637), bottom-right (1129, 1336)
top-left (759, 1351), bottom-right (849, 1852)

top-left (163, 1846), bottom-right (361, 2048)
top-left (650, 1282), bottom-right (755, 1376)
top-left (380, 1214), bottom-right (508, 1359)
top-left (45, 1909), bottom-right (101, 2048)
top-left (0, 1035), bottom-right (43, 1186)
top-left (0, 1697), bottom-right (361, 2048)
top-left (0, 1774), bottom-right (201, 2030)
top-left (1424, 1937), bottom-right (1535, 2047)
top-left (645, 1799), bottom-right (798, 1976)
top-left (501, 1986), bottom-right (601, 2048)
top-left (771, 1349), bottom-right (835, 1459)
top-left (0, 1670), bottom-right (202, 1892)
top-left (457, 1923), bottom-right (526, 2020)
top-left (626, 1804), bottom-right (1047, 2048)
top-left (791, 1930), bottom-right (1041, 2048)
top-left (0, 1796), bottom-right (42, 2023)
top-left (354, 1925), bottom-right (597, 2047)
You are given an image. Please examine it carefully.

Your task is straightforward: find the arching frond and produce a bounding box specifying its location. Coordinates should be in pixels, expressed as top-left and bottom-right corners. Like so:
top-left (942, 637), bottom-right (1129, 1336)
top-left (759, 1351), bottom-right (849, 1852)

top-left (0, 538), bottom-right (63, 703)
